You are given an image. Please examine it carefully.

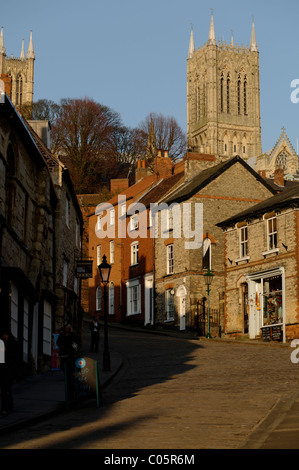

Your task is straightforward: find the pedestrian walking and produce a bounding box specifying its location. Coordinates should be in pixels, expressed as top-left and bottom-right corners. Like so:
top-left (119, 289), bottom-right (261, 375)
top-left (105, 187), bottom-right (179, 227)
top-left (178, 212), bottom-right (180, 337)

top-left (0, 329), bottom-right (18, 415)
top-left (57, 324), bottom-right (79, 402)
top-left (89, 317), bottom-right (100, 353)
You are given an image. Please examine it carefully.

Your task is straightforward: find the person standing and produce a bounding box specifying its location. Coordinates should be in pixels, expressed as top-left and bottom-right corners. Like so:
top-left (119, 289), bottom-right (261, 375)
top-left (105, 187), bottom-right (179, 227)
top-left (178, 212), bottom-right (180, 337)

top-left (89, 317), bottom-right (100, 353)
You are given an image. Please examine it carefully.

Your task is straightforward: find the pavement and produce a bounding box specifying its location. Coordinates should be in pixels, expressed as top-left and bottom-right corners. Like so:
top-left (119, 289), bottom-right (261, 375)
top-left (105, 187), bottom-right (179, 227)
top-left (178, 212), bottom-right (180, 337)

top-left (0, 321), bottom-right (299, 449)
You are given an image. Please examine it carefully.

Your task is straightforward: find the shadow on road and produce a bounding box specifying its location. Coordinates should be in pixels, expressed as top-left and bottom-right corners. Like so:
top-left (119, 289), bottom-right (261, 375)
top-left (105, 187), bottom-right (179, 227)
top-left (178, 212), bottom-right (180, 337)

top-left (1, 324), bottom-right (204, 449)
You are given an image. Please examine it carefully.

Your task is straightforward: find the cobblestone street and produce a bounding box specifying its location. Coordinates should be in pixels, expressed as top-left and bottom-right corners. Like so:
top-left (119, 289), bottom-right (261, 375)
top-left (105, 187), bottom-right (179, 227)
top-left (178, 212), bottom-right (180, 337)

top-left (0, 328), bottom-right (298, 449)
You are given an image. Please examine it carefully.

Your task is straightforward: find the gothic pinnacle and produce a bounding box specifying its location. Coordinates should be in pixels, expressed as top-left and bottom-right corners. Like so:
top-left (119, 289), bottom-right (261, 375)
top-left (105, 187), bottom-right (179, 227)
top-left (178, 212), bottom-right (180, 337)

top-left (20, 39), bottom-right (25, 59)
top-left (0, 27), bottom-right (6, 55)
top-left (250, 18), bottom-right (258, 52)
top-left (27, 30), bottom-right (35, 59)
top-left (188, 24), bottom-right (195, 59)
top-left (207, 10), bottom-right (217, 46)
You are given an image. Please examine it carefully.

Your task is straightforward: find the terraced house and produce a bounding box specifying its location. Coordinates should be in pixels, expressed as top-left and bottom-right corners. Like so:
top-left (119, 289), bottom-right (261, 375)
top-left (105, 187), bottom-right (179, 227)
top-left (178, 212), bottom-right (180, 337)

top-left (218, 182), bottom-right (299, 343)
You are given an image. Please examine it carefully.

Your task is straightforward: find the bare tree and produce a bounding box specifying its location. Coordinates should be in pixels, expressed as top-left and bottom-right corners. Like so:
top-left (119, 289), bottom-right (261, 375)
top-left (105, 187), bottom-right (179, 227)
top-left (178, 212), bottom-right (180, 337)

top-left (138, 113), bottom-right (187, 164)
top-left (50, 97), bottom-right (122, 193)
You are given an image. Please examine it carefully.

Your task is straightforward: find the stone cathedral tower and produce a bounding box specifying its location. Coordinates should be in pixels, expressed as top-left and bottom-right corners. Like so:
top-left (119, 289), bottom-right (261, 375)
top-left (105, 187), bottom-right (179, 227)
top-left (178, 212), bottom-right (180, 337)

top-left (0, 28), bottom-right (35, 110)
top-left (187, 14), bottom-right (262, 160)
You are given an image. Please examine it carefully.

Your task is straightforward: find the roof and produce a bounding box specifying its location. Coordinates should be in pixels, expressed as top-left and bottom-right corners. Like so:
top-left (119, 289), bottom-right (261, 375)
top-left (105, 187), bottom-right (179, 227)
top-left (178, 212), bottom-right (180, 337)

top-left (138, 172), bottom-right (184, 208)
top-left (163, 156), bottom-right (277, 205)
top-left (217, 182), bottom-right (299, 228)
top-left (88, 173), bottom-right (157, 217)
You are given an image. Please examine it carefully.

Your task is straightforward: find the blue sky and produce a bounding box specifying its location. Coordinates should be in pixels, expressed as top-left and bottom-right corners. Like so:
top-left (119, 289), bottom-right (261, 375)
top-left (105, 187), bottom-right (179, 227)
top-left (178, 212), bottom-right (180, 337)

top-left (1, 0), bottom-right (299, 153)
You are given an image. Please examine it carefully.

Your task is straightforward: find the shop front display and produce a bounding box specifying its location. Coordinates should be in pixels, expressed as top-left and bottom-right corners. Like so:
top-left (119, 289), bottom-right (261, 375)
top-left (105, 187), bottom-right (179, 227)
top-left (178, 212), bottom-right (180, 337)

top-left (247, 267), bottom-right (285, 343)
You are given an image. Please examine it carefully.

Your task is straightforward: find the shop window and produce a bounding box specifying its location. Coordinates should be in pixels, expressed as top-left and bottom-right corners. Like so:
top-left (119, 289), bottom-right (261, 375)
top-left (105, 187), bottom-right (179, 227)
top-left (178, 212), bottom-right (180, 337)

top-left (262, 276), bottom-right (283, 326)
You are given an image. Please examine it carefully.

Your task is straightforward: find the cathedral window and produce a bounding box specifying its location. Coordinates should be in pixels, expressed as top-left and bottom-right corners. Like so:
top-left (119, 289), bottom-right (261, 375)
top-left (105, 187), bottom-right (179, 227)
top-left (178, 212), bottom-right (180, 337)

top-left (275, 152), bottom-right (287, 170)
top-left (16, 75), bottom-right (23, 105)
top-left (196, 83), bottom-right (200, 122)
top-left (227, 75), bottom-right (230, 113)
top-left (220, 73), bottom-right (224, 113)
top-left (243, 77), bottom-right (247, 115)
top-left (237, 76), bottom-right (241, 115)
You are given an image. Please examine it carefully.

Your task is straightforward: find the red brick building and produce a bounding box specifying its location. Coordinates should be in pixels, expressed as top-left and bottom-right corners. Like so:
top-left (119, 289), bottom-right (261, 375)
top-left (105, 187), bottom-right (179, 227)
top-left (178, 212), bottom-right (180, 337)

top-left (88, 152), bottom-right (184, 326)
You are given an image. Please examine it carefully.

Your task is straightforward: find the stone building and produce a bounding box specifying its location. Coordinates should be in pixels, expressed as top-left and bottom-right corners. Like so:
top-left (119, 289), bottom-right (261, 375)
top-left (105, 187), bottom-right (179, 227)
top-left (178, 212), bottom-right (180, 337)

top-left (26, 123), bottom-right (84, 337)
top-left (187, 15), bottom-right (262, 160)
top-left (154, 155), bottom-right (276, 333)
top-left (253, 128), bottom-right (299, 180)
top-left (217, 183), bottom-right (299, 343)
top-left (0, 95), bottom-right (83, 373)
top-left (0, 28), bottom-right (35, 110)
top-left (0, 96), bottom-right (55, 374)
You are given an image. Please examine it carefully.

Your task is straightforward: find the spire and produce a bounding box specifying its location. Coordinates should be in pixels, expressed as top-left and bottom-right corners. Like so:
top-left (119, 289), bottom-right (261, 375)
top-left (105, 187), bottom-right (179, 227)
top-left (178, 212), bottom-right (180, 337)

top-left (250, 19), bottom-right (258, 52)
top-left (207, 11), bottom-right (217, 46)
top-left (27, 30), bottom-right (35, 59)
top-left (0, 27), bottom-right (6, 55)
top-left (188, 24), bottom-right (195, 59)
top-left (20, 39), bottom-right (25, 59)
top-left (230, 30), bottom-right (234, 47)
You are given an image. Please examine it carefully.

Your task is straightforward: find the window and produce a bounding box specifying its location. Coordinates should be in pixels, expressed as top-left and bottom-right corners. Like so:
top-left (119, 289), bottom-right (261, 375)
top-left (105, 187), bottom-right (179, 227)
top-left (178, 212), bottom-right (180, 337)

top-left (240, 226), bottom-right (248, 258)
top-left (220, 73), bottom-right (224, 112)
top-left (23, 298), bottom-right (29, 363)
top-left (96, 286), bottom-right (102, 311)
top-left (237, 76), bottom-right (241, 115)
top-left (167, 244), bottom-right (174, 275)
top-left (131, 242), bottom-right (139, 265)
top-left (268, 217), bottom-right (277, 250)
top-left (43, 300), bottom-right (52, 356)
top-left (63, 259), bottom-right (68, 287)
top-left (10, 283), bottom-right (18, 339)
top-left (166, 290), bottom-right (175, 321)
top-left (97, 245), bottom-right (101, 266)
top-left (121, 203), bottom-right (126, 217)
top-left (126, 279), bottom-right (141, 316)
top-left (262, 276), bottom-right (283, 327)
top-left (65, 194), bottom-right (70, 227)
top-left (109, 282), bottom-right (114, 315)
top-left (203, 238), bottom-right (211, 270)
top-left (167, 209), bottom-right (173, 231)
top-left (227, 75), bottom-right (230, 113)
top-left (130, 214), bottom-right (139, 231)
top-left (110, 208), bottom-right (115, 226)
top-left (75, 219), bottom-right (80, 247)
top-left (110, 240), bottom-right (114, 264)
top-left (149, 209), bottom-right (153, 227)
top-left (243, 77), bottom-right (247, 115)
top-left (96, 214), bottom-right (102, 231)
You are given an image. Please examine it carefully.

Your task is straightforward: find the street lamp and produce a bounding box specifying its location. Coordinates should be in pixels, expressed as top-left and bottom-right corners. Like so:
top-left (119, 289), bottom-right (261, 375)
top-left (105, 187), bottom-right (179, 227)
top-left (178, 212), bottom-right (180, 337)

top-left (204, 268), bottom-right (214, 339)
top-left (98, 254), bottom-right (111, 371)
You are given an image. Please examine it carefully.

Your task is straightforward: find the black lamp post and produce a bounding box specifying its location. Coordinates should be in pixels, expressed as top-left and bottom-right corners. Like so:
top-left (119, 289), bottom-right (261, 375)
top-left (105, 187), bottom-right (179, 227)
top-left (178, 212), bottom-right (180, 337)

top-left (204, 268), bottom-right (214, 339)
top-left (98, 254), bottom-right (111, 371)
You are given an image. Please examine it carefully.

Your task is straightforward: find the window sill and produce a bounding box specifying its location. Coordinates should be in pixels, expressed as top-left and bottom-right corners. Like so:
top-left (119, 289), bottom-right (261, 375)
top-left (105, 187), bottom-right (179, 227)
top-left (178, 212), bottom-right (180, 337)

top-left (164, 319), bottom-right (174, 323)
top-left (235, 256), bottom-right (250, 264)
top-left (130, 263), bottom-right (139, 268)
top-left (262, 248), bottom-right (279, 257)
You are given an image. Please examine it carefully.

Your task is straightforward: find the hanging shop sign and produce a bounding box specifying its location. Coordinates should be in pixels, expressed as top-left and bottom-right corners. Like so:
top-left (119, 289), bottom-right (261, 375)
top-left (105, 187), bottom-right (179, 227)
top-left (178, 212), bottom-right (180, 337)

top-left (76, 259), bottom-right (93, 279)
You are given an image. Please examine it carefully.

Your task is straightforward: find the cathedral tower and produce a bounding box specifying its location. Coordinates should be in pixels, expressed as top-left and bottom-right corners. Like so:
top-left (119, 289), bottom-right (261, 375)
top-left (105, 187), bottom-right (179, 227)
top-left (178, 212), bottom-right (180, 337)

top-left (0, 28), bottom-right (35, 111)
top-left (187, 14), bottom-right (262, 160)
